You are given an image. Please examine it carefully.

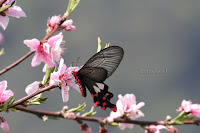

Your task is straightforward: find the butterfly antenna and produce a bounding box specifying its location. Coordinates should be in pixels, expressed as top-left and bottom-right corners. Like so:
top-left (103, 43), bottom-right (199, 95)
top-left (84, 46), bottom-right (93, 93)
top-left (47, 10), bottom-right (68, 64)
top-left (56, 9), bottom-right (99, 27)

top-left (76, 57), bottom-right (80, 66)
top-left (71, 62), bottom-right (74, 67)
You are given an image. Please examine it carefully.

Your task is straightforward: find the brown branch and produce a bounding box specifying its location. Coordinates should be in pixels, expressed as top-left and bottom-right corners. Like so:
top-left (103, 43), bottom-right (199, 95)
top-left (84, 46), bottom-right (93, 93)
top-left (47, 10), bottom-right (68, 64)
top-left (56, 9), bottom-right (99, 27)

top-left (11, 84), bottom-right (58, 108)
top-left (12, 105), bottom-right (200, 127)
top-left (0, 51), bottom-right (34, 75)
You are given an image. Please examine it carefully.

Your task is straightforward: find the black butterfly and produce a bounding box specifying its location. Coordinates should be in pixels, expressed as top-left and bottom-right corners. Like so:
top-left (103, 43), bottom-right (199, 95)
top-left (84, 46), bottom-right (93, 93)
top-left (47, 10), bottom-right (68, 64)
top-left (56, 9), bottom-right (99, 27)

top-left (72, 46), bottom-right (124, 112)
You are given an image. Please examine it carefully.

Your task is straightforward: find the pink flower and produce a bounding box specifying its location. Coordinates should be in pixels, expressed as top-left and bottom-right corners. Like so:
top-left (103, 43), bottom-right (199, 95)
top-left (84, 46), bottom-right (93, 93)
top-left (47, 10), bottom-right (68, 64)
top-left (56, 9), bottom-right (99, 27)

top-left (46, 15), bottom-right (76, 33)
top-left (108, 94), bottom-right (145, 130)
top-left (80, 123), bottom-right (92, 133)
top-left (25, 81), bottom-right (41, 95)
top-left (0, 116), bottom-right (9, 133)
top-left (190, 104), bottom-right (200, 117)
top-left (177, 100), bottom-right (200, 117)
top-left (0, 80), bottom-right (14, 104)
top-left (24, 32), bottom-right (64, 67)
top-left (62, 19), bottom-right (76, 31)
top-left (0, 0), bottom-right (26, 30)
top-left (177, 100), bottom-right (192, 113)
top-left (145, 125), bottom-right (168, 133)
top-left (50, 58), bottom-right (80, 102)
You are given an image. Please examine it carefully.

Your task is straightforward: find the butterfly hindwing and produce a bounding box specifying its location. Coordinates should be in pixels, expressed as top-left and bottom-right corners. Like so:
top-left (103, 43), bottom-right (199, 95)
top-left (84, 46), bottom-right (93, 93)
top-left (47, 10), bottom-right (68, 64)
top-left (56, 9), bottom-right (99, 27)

top-left (72, 71), bottom-right (87, 97)
top-left (82, 77), bottom-right (117, 112)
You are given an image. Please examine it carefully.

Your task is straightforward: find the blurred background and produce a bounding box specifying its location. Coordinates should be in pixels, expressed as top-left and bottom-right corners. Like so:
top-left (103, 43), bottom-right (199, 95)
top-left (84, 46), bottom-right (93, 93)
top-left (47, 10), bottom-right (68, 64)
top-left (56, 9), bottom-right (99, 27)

top-left (1, 0), bottom-right (200, 133)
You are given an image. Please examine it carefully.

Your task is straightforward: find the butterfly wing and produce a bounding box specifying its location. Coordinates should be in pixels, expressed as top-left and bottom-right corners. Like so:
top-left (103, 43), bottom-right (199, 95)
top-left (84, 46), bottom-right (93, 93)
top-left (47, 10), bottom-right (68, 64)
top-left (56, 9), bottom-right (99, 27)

top-left (82, 77), bottom-right (117, 112)
top-left (78, 67), bottom-right (107, 82)
top-left (82, 46), bottom-right (124, 78)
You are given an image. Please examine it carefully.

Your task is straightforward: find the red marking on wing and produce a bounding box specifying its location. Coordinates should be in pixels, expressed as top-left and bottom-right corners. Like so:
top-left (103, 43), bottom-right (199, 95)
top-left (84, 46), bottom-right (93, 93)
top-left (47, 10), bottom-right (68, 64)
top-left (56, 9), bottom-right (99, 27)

top-left (111, 106), bottom-right (117, 112)
top-left (91, 93), bottom-right (98, 98)
top-left (93, 101), bottom-right (100, 107)
top-left (72, 71), bottom-right (86, 97)
top-left (101, 102), bottom-right (107, 110)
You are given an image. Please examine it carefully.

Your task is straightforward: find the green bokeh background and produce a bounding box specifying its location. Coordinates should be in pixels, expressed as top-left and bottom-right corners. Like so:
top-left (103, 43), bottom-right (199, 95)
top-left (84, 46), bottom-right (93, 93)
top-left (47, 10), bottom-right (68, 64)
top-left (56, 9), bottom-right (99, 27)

top-left (1, 0), bottom-right (200, 133)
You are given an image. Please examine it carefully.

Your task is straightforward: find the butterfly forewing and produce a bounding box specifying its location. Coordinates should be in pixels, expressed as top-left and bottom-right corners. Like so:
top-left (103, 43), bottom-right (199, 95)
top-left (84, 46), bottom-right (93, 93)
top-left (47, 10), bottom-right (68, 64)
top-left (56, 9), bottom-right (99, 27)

top-left (82, 46), bottom-right (124, 78)
top-left (78, 67), bottom-right (107, 82)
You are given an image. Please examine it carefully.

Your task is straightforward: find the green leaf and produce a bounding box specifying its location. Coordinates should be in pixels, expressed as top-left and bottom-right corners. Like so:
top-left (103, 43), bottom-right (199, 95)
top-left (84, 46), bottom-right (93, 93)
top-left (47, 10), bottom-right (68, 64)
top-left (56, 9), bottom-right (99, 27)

top-left (105, 42), bottom-right (110, 48)
top-left (0, 48), bottom-right (5, 56)
top-left (173, 120), bottom-right (184, 125)
top-left (12, 109), bottom-right (20, 112)
top-left (0, 5), bottom-right (11, 12)
top-left (110, 122), bottom-right (119, 126)
top-left (97, 37), bottom-right (102, 53)
top-left (65, 0), bottom-right (81, 17)
top-left (0, 97), bottom-right (15, 111)
top-left (29, 97), bottom-right (48, 105)
top-left (49, 116), bottom-right (59, 120)
top-left (68, 103), bottom-right (86, 112)
top-left (43, 65), bottom-right (55, 84)
top-left (172, 111), bottom-right (186, 121)
top-left (82, 106), bottom-right (96, 117)
top-left (1, 102), bottom-right (8, 111)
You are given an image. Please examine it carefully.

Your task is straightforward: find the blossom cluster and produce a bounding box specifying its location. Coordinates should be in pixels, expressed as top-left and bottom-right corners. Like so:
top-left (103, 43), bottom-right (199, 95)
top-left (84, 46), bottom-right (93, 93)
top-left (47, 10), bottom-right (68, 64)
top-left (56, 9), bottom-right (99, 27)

top-left (0, 0), bottom-right (26, 30)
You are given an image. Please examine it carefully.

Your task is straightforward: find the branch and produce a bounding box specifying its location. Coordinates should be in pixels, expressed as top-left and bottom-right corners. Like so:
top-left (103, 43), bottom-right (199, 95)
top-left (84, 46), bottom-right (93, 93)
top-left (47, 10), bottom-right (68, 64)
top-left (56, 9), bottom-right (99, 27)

top-left (12, 105), bottom-right (200, 126)
top-left (0, 51), bottom-right (34, 75)
top-left (11, 84), bottom-right (58, 108)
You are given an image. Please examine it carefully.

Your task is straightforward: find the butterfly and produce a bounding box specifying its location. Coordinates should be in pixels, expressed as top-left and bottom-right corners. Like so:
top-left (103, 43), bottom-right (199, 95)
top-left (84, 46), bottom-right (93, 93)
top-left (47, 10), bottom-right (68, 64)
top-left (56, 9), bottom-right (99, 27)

top-left (72, 46), bottom-right (124, 112)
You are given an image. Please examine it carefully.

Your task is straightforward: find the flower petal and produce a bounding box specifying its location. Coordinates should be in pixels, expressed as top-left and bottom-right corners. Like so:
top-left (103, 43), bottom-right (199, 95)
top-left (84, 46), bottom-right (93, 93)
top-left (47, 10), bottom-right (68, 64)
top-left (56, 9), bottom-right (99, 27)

top-left (25, 81), bottom-right (40, 95)
top-left (0, 16), bottom-right (9, 30)
top-left (24, 39), bottom-right (40, 51)
top-left (5, 6), bottom-right (26, 18)
top-left (58, 58), bottom-right (66, 75)
top-left (67, 80), bottom-right (80, 92)
top-left (47, 32), bottom-right (63, 50)
top-left (31, 52), bottom-right (42, 67)
top-left (0, 81), bottom-right (7, 97)
top-left (61, 84), bottom-right (69, 102)
top-left (0, 90), bottom-right (14, 103)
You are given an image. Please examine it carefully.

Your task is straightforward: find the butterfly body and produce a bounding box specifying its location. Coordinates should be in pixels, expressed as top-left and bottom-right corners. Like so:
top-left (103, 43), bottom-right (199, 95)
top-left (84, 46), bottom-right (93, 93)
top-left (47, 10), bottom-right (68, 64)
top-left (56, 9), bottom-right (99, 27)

top-left (72, 46), bottom-right (124, 112)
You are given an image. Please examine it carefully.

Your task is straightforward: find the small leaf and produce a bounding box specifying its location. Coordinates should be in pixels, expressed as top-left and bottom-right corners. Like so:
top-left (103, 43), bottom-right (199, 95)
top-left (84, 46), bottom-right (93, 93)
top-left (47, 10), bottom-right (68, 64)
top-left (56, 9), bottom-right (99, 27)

top-left (172, 111), bottom-right (186, 121)
top-left (82, 106), bottom-right (96, 117)
top-left (1, 102), bottom-right (8, 111)
top-left (68, 103), bottom-right (86, 112)
top-left (105, 42), bottom-right (110, 48)
top-left (0, 48), bottom-right (5, 56)
top-left (29, 97), bottom-right (48, 105)
top-left (43, 65), bottom-right (55, 84)
top-left (0, 5), bottom-right (11, 12)
top-left (173, 120), bottom-right (184, 125)
top-left (49, 116), bottom-right (59, 120)
top-left (110, 122), bottom-right (119, 126)
top-left (65, 0), bottom-right (81, 17)
top-left (97, 37), bottom-right (102, 53)
top-left (12, 109), bottom-right (20, 112)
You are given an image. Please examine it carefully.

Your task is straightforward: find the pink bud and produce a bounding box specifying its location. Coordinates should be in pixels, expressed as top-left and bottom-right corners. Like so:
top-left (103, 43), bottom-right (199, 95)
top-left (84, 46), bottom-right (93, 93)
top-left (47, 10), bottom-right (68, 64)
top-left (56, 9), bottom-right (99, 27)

top-left (169, 126), bottom-right (179, 133)
top-left (80, 123), bottom-right (92, 133)
top-left (0, 117), bottom-right (9, 133)
top-left (99, 127), bottom-right (108, 133)
top-left (66, 112), bottom-right (76, 119)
